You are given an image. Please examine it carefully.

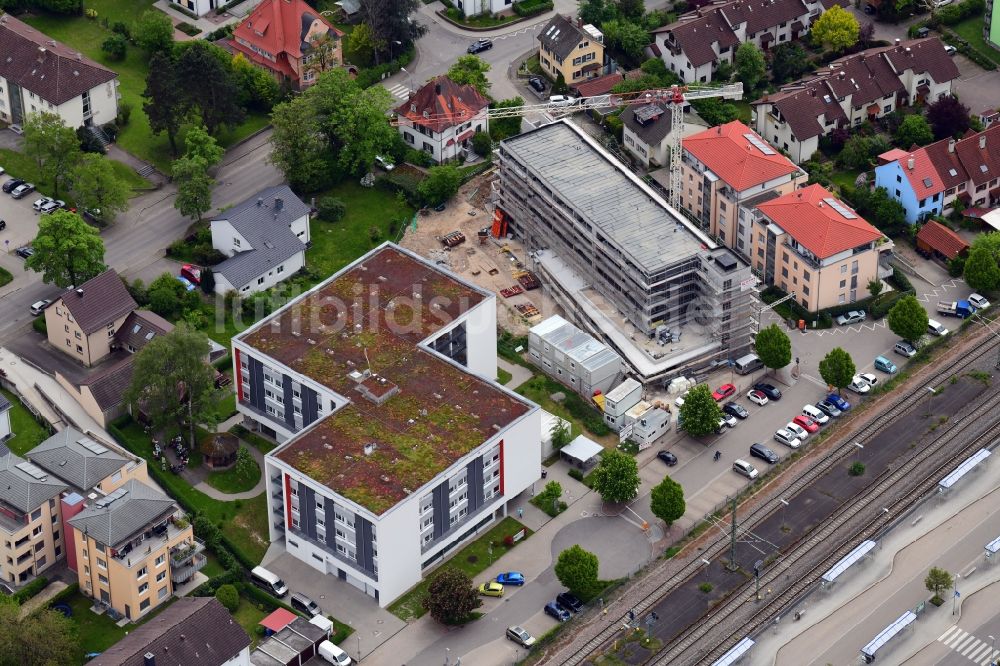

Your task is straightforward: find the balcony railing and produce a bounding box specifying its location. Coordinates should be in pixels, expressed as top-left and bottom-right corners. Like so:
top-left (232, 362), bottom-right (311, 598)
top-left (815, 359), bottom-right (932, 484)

top-left (170, 552), bottom-right (207, 584)
top-left (170, 538), bottom-right (205, 567)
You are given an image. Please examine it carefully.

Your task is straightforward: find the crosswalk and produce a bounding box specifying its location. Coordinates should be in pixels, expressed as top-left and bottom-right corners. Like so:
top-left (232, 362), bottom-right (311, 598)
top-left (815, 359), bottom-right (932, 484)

top-left (386, 83), bottom-right (411, 102)
top-left (938, 626), bottom-right (999, 665)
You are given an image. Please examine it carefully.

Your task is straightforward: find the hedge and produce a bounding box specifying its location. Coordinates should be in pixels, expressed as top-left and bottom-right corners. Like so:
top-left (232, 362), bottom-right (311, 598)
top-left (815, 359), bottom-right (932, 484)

top-left (13, 577), bottom-right (49, 604)
top-left (354, 48), bottom-right (415, 90)
top-left (513, 0), bottom-right (553, 16)
top-left (44, 583), bottom-right (80, 608)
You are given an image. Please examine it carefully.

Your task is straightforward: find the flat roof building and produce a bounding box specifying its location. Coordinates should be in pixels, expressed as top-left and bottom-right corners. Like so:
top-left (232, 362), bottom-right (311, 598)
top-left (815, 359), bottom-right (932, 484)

top-left (496, 120), bottom-right (755, 385)
top-left (528, 315), bottom-right (623, 399)
top-left (233, 243), bottom-right (541, 606)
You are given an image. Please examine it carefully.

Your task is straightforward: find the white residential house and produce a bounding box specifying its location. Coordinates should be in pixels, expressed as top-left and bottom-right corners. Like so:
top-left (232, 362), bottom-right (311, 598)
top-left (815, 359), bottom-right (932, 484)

top-left (451, 0), bottom-right (516, 18)
top-left (0, 14), bottom-right (119, 130)
top-left (395, 76), bottom-right (490, 164)
top-left (210, 185), bottom-right (310, 295)
top-left (621, 103), bottom-right (673, 168)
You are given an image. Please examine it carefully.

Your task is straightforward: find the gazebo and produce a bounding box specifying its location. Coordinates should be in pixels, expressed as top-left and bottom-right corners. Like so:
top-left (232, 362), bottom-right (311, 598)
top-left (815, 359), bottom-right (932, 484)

top-left (560, 435), bottom-right (604, 470)
top-left (200, 432), bottom-right (239, 469)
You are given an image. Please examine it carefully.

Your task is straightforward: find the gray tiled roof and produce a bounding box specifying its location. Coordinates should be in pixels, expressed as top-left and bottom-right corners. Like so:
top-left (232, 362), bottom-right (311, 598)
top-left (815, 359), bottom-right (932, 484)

top-left (68, 479), bottom-right (176, 548)
top-left (89, 597), bottom-right (251, 666)
top-left (0, 392), bottom-right (10, 416)
top-left (211, 185), bottom-right (308, 290)
top-left (59, 270), bottom-right (137, 335)
top-left (81, 356), bottom-right (135, 411)
top-left (0, 451), bottom-right (68, 515)
top-left (539, 14), bottom-right (588, 61)
top-left (114, 310), bottom-right (174, 352)
top-left (27, 427), bottom-right (127, 492)
top-left (622, 103), bottom-right (673, 148)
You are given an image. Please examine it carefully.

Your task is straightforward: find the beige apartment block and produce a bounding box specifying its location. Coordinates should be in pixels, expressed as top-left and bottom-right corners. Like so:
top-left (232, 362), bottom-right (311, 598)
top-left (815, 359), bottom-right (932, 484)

top-left (0, 453), bottom-right (68, 586)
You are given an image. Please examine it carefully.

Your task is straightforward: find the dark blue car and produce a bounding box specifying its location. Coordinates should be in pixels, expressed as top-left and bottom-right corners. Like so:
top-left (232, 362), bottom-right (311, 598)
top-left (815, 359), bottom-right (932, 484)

top-left (544, 601), bottom-right (571, 622)
top-left (827, 393), bottom-right (851, 411)
top-left (496, 572), bottom-right (525, 586)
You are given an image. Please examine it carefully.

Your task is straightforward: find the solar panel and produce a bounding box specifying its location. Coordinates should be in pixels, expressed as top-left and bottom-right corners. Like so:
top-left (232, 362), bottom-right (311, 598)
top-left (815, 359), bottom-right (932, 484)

top-left (823, 197), bottom-right (857, 219)
top-left (15, 461), bottom-right (48, 480)
top-left (743, 133), bottom-right (776, 155)
top-left (78, 437), bottom-right (108, 455)
top-left (96, 486), bottom-right (128, 508)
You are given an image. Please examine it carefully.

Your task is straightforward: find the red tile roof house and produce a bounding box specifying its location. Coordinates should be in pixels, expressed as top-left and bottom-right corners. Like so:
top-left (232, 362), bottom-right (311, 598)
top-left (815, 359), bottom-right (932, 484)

top-left (680, 120), bottom-right (806, 252)
top-left (915, 219), bottom-right (969, 260)
top-left (874, 125), bottom-right (1000, 223)
top-left (227, 0), bottom-right (344, 90)
top-left (752, 37), bottom-right (959, 164)
top-left (0, 14), bottom-right (119, 131)
top-left (395, 76), bottom-right (490, 164)
top-left (651, 0), bottom-right (846, 85)
top-left (747, 184), bottom-right (892, 311)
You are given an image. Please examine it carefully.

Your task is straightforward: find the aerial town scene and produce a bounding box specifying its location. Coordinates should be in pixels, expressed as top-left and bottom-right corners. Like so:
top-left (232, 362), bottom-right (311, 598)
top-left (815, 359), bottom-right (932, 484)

top-left (0, 0), bottom-right (999, 662)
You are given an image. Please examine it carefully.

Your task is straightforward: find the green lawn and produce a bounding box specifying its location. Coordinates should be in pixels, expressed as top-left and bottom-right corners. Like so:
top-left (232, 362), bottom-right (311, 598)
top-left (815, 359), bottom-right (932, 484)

top-left (232, 597), bottom-right (269, 648)
top-left (0, 148), bottom-right (149, 204)
top-left (306, 181), bottom-right (416, 278)
top-left (205, 449), bottom-right (261, 494)
top-left (215, 392), bottom-right (238, 421)
top-left (1, 389), bottom-right (52, 456)
top-left (952, 17), bottom-right (1000, 66)
top-left (201, 552), bottom-right (228, 578)
top-left (110, 417), bottom-right (270, 564)
top-left (387, 517), bottom-right (531, 621)
top-left (496, 368), bottom-right (512, 385)
top-left (830, 168), bottom-right (862, 195)
top-left (515, 374), bottom-right (615, 443)
top-left (61, 591), bottom-right (176, 661)
top-left (23, 6), bottom-right (271, 173)
top-left (730, 100), bottom-right (753, 125)
top-left (0, 267), bottom-right (12, 287)
top-left (230, 424), bottom-right (278, 454)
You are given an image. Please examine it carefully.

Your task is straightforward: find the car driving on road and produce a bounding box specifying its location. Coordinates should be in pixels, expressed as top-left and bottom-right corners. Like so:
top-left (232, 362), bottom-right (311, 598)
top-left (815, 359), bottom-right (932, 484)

top-left (467, 38), bottom-right (493, 53)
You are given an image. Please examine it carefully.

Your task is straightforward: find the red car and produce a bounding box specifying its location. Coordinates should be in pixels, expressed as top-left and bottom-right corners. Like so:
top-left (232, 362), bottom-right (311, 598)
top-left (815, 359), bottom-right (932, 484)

top-left (181, 264), bottom-right (202, 285)
top-left (712, 383), bottom-right (736, 401)
top-left (792, 415), bottom-right (820, 433)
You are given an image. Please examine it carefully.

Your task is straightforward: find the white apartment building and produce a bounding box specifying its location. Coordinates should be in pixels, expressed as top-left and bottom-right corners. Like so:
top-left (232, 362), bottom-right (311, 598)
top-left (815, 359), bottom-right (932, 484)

top-left (232, 244), bottom-right (541, 606)
top-left (0, 14), bottom-right (118, 130)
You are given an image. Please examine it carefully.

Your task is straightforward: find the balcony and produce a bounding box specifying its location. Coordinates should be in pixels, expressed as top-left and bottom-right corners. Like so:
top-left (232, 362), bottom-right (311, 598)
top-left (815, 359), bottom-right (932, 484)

top-left (170, 538), bottom-right (205, 568)
top-left (272, 501), bottom-right (284, 516)
top-left (170, 552), bottom-right (206, 584)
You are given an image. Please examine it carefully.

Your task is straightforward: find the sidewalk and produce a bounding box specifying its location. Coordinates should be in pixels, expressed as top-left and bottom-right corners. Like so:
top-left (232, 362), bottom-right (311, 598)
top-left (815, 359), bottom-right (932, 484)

top-left (498, 357), bottom-right (532, 390)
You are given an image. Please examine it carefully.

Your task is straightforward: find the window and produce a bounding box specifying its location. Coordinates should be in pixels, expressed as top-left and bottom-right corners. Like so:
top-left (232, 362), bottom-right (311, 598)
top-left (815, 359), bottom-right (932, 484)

top-left (138, 582), bottom-right (148, 594)
top-left (76, 345), bottom-right (83, 354)
top-left (258, 276), bottom-right (265, 285)
top-left (155, 554), bottom-right (165, 566)
top-left (233, 237), bottom-right (241, 247)
top-left (157, 570), bottom-right (166, 582)
top-left (98, 574), bottom-right (109, 585)
top-left (137, 567), bottom-right (147, 579)
top-left (140, 598), bottom-right (150, 611)
top-left (98, 558), bottom-right (107, 570)
top-left (158, 586), bottom-right (168, 599)
top-left (31, 508), bottom-right (42, 521)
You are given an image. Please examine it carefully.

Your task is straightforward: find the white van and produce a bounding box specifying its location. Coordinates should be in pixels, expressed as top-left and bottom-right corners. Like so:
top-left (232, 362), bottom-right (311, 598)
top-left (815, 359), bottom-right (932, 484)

top-left (250, 566), bottom-right (288, 597)
top-left (318, 640), bottom-right (353, 665)
top-left (734, 353), bottom-right (763, 375)
top-left (927, 319), bottom-right (950, 336)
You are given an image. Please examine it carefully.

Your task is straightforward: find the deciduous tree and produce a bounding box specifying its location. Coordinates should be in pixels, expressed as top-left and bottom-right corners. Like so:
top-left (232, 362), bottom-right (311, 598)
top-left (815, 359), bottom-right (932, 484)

top-left (175, 41), bottom-right (245, 136)
top-left (894, 114), bottom-right (934, 148)
top-left (25, 210), bottom-right (105, 288)
top-left (617, 0), bottom-right (644, 20)
top-left (591, 449), bottom-right (640, 504)
top-left (70, 154), bottom-right (131, 222)
top-left (769, 43), bottom-right (810, 84)
top-left (691, 98), bottom-right (739, 126)
top-left (819, 347), bottom-right (856, 393)
top-left (600, 18), bottom-right (649, 62)
top-left (811, 6), bottom-right (860, 52)
top-left (172, 156), bottom-right (215, 222)
top-left (231, 53), bottom-right (282, 112)
top-left (358, 0), bottom-right (425, 65)
top-left (578, 0), bottom-right (617, 26)
top-left (215, 584), bottom-right (239, 612)
top-left (305, 33), bottom-right (343, 80)
top-left (447, 56), bottom-right (491, 97)
top-left (23, 112), bottom-right (82, 199)
top-left (124, 324), bottom-right (217, 448)
top-left (550, 419), bottom-right (571, 449)
top-left (927, 95), bottom-right (971, 140)
top-left (650, 477), bottom-right (685, 527)
top-left (422, 568), bottom-right (481, 624)
top-left (887, 295), bottom-right (928, 343)
top-left (754, 324), bottom-right (792, 372)
top-left (417, 165), bottom-right (463, 206)
top-left (0, 595), bottom-right (80, 665)
top-left (963, 245), bottom-right (1000, 292)
top-left (132, 9), bottom-right (174, 54)
top-left (269, 95), bottom-right (329, 191)
top-left (734, 42), bottom-right (766, 92)
top-left (678, 384), bottom-right (723, 437)
top-left (554, 545), bottom-right (600, 598)
top-left (144, 52), bottom-right (189, 157)
top-left (490, 98), bottom-right (524, 141)
top-left (182, 125), bottom-right (225, 169)
top-left (924, 567), bottom-right (953, 602)
top-left (867, 278), bottom-right (884, 301)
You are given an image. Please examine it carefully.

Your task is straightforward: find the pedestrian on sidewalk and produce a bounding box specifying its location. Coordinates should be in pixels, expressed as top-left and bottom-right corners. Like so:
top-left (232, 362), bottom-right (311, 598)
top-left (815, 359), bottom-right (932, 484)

top-left (517, 507), bottom-right (523, 519)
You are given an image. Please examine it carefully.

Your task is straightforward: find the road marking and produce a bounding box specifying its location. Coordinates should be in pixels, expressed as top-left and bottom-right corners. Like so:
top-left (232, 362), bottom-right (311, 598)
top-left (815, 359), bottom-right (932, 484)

top-left (799, 373), bottom-right (828, 389)
top-left (940, 626), bottom-right (962, 643)
top-left (968, 645), bottom-right (991, 661)
top-left (947, 631), bottom-right (970, 648)
top-left (980, 649), bottom-right (999, 666)
top-left (385, 83), bottom-right (411, 101)
top-left (954, 635), bottom-right (977, 652)
top-left (962, 639), bottom-right (984, 657)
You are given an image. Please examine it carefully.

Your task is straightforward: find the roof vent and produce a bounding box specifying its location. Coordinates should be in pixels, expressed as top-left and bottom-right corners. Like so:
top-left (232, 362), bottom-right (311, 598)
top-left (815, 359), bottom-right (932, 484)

top-left (364, 443), bottom-right (378, 456)
top-left (274, 197), bottom-right (283, 211)
top-left (980, 135), bottom-right (987, 149)
top-left (435, 83), bottom-right (441, 95)
top-left (948, 139), bottom-right (956, 153)
top-left (76, 288), bottom-right (84, 297)
top-left (144, 653), bottom-right (156, 666)
top-left (257, 197), bottom-right (263, 207)
top-left (907, 157), bottom-right (914, 170)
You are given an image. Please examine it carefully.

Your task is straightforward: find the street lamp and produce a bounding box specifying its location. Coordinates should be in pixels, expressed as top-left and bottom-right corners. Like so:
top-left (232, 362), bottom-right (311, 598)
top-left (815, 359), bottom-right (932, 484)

top-left (988, 634), bottom-right (996, 666)
top-left (357, 634), bottom-right (361, 662)
top-left (400, 67), bottom-right (414, 95)
top-left (445, 647), bottom-right (451, 666)
top-left (779, 498), bottom-right (790, 530)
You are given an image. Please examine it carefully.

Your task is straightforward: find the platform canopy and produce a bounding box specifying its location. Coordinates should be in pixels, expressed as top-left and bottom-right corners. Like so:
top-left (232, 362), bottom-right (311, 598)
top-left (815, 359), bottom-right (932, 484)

top-left (712, 637), bottom-right (755, 666)
top-left (822, 540), bottom-right (877, 583)
top-left (986, 534), bottom-right (1000, 555)
top-left (861, 611), bottom-right (916, 658)
top-left (939, 448), bottom-right (990, 490)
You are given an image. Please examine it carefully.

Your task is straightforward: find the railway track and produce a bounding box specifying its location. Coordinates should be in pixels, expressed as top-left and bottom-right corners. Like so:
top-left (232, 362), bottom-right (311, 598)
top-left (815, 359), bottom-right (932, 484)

top-left (556, 327), bottom-right (1000, 666)
top-left (670, 377), bottom-right (1000, 665)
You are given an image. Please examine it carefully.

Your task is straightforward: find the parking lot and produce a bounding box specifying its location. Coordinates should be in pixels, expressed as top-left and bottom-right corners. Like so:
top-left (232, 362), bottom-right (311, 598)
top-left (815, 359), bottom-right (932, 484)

top-left (0, 172), bottom-right (46, 260)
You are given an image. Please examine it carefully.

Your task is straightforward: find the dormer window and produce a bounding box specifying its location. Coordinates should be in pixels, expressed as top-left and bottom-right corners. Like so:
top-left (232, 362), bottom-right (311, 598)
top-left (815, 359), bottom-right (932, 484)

top-left (410, 103), bottom-right (416, 112)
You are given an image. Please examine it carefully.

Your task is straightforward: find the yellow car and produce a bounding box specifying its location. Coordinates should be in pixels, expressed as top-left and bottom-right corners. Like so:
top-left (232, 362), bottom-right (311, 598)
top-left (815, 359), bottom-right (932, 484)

top-left (479, 581), bottom-right (504, 597)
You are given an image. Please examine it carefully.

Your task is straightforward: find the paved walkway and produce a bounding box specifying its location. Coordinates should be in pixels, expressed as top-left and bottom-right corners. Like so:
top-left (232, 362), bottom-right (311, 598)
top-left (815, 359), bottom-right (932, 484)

top-left (19, 580), bottom-right (68, 618)
top-left (498, 357), bottom-right (532, 389)
top-left (191, 441), bottom-right (267, 500)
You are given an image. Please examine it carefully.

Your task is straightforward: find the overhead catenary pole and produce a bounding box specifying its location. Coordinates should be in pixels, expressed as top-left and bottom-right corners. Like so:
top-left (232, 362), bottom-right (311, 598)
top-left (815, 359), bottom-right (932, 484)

top-left (728, 496), bottom-right (739, 571)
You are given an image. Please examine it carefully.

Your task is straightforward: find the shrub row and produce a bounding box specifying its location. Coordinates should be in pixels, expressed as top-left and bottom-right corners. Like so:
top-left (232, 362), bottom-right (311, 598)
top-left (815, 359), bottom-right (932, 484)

top-left (13, 577), bottom-right (48, 604)
top-left (513, 0), bottom-right (554, 16)
top-left (355, 48), bottom-right (415, 90)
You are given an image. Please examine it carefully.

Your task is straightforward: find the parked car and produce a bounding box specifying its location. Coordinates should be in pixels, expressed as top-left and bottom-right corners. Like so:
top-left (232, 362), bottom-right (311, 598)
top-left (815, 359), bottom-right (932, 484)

top-left (847, 376), bottom-right (871, 394)
top-left (528, 76), bottom-right (546, 93)
top-left (785, 422), bottom-right (809, 440)
top-left (496, 572), bottom-right (525, 586)
top-left (506, 626), bottom-right (536, 648)
top-left (544, 601), bottom-right (571, 622)
top-left (30, 299), bottom-right (52, 316)
top-left (749, 442), bottom-right (779, 464)
top-left (874, 356), bottom-right (897, 374)
top-left (674, 390), bottom-right (689, 408)
top-left (467, 37), bottom-right (493, 53)
top-left (753, 383), bottom-right (782, 400)
top-left (548, 95), bottom-right (577, 107)
top-left (826, 393), bottom-right (851, 411)
top-left (968, 293), bottom-right (991, 310)
top-left (10, 183), bottom-right (35, 199)
top-left (732, 459), bottom-right (759, 479)
top-left (816, 400), bottom-right (842, 418)
top-left (175, 276), bottom-right (196, 291)
top-left (39, 199), bottom-right (63, 214)
top-left (712, 383), bottom-right (736, 401)
top-left (0, 166), bottom-right (5, 176)
top-left (374, 155), bottom-right (395, 171)
top-left (32, 197), bottom-right (53, 212)
top-left (927, 319), bottom-right (950, 336)
top-left (836, 310), bottom-right (866, 326)
top-left (723, 402), bottom-right (749, 419)
top-left (747, 389), bottom-right (769, 406)
top-left (944, 44), bottom-right (958, 55)
top-left (893, 340), bottom-right (917, 358)
top-left (479, 582), bottom-right (504, 597)
top-left (792, 415), bottom-right (820, 433)
top-left (720, 413), bottom-right (738, 428)
top-left (774, 429), bottom-right (800, 448)
top-left (2, 178), bottom-right (25, 193)
top-left (556, 591), bottom-right (583, 612)
top-left (15, 246), bottom-right (34, 259)
top-left (181, 264), bottom-right (202, 285)
top-left (290, 592), bottom-right (321, 617)
top-left (801, 404), bottom-right (829, 424)
top-left (657, 450), bottom-right (678, 466)
top-left (858, 372), bottom-right (879, 388)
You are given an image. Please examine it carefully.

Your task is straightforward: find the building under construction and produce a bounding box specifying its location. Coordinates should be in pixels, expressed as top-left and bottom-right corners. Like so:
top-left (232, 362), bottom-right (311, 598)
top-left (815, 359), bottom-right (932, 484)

top-left (494, 119), bottom-right (756, 385)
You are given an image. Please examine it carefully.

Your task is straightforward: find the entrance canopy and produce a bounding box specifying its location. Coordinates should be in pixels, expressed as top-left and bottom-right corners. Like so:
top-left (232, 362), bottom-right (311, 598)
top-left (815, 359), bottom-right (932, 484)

top-left (560, 435), bottom-right (604, 468)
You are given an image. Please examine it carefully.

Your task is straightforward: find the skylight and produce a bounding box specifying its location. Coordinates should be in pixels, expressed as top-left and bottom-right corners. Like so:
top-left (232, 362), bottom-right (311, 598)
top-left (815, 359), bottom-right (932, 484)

top-left (823, 197), bottom-right (857, 219)
top-left (923, 177), bottom-right (933, 188)
top-left (132, 324), bottom-right (141, 334)
top-left (948, 168), bottom-right (958, 177)
top-left (743, 133), bottom-right (776, 155)
top-left (78, 437), bottom-right (108, 455)
top-left (981, 165), bottom-right (989, 173)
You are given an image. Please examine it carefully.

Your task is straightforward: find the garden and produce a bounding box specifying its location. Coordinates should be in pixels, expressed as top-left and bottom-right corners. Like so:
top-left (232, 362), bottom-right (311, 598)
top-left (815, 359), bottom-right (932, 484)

top-left (0, 389), bottom-right (52, 456)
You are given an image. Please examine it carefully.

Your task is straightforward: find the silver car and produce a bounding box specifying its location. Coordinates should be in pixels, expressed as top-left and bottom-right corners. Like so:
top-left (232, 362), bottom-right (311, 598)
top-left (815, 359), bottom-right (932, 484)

top-left (836, 310), bottom-right (866, 326)
top-left (774, 429), bottom-right (800, 448)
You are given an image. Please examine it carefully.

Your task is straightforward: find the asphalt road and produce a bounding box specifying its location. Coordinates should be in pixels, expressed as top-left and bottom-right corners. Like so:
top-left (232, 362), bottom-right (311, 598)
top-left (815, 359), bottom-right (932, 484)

top-left (0, 128), bottom-right (281, 349)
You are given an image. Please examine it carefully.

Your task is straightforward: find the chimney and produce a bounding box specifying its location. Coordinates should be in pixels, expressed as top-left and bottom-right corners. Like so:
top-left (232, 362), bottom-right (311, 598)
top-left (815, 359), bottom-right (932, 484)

top-left (907, 156), bottom-right (914, 170)
top-left (948, 139), bottom-right (956, 153)
top-left (76, 288), bottom-right (84, 297)
top-left (256, 197), bottom-right (263, 207)
top-left (980, 135), bottom-right (987, 149)
top-left (434, 83), bottom-right (441, 95)
top-left (274, 198), bottom-right (283, 212)
top-left (144, 653), bottom-right (156, 666)
top-left (894, 38), bottom-right (900, 46)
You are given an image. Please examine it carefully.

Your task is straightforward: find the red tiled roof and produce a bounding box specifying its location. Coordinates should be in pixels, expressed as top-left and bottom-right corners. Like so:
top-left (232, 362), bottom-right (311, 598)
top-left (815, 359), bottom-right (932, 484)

top-left (886, 148), bottom-right (945, 199)
top-left (878, 148), bottom-right (909, 164)
top-left (683, 121), bottom-right (799, 192)
top-left (916, 220), bottom-right (968, 259)
top-left (230, 0), bottom-right (342, 82)
top-left (572, 72), bottom-right (622, 97)
top-left (952, 124), bottom-right (1000, 186)
top-left (756, 184), bottom-right (883, 259)
top-left (395, 76), bottom-right (490, 133)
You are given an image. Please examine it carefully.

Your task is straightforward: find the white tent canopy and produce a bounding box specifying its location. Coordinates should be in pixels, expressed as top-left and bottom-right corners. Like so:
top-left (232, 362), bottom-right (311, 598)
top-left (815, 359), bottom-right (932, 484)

top-left (561, 435), bottom-right (604, 468)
